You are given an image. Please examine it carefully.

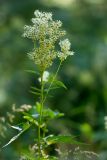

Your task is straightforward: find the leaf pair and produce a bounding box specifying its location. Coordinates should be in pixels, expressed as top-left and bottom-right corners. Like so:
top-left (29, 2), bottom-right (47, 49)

top-left (44, 135), bottom-right (85, 146)
top-left (2, 122), bottom-right (31, 148)
top-left (35, 102), bottom-right (64, 121)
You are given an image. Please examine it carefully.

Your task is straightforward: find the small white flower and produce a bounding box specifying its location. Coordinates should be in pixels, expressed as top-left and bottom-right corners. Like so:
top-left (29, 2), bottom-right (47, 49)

top-left (34, 10), bottom-right (42, 17)
top-left (38, 71), bottom-right (49, 82)
top-left (59, 38), bottom-right (71, 51)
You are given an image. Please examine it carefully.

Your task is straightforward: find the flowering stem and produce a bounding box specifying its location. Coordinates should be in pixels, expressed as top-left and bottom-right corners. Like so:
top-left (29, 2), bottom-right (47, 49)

top-left (38, 70), bottom-right (44, 157)
top-left (43, 60), bottom-right (62, 103)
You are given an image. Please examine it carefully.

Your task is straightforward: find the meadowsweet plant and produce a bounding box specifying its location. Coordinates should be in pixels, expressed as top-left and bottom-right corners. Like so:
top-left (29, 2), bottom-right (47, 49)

top-left (23, 10), bottom-right (74, 70)
top-left (2, 10), bottom-right (88, 160)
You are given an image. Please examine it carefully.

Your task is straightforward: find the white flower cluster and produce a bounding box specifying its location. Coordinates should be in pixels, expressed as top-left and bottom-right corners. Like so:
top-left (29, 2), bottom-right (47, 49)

top-left (104, 116), bottom-right (107, 130)
top-left (23, 10), bottom-right (74, 69)
top-left (58, 39), bottom-right (74, 61)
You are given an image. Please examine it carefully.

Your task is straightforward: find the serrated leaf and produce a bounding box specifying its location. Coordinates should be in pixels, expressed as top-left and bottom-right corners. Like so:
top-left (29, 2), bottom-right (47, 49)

top-left (2, 123), bottom-right (31, 148)
top-left (44, 135), bottom-right (83, 145)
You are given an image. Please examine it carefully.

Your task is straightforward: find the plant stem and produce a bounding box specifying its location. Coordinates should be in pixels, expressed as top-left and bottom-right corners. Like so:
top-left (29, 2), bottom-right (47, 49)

top-left (38, 70), bottom-right (44, 157)
top-left (43, 60), bottom-right (62, 103)
top-left (38, 60), bottom-right (62, 156)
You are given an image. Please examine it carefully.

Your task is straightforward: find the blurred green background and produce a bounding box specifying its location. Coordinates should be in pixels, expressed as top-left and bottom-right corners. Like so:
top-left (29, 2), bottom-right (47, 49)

top-left (0, 0), bottom-right (107, 159)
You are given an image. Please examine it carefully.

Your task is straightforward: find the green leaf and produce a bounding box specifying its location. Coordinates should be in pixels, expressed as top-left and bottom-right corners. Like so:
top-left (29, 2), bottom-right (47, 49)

top-left (53, 80), bottom-right (67, 90)
top-left (44, 87), bottom-right (60, 92)
top-left (47, 74), bottom-right (67, 90)
top-left (29, 90), bottom-right (41, 96)
top-left (2, 122), bottom-right (31, 148)
top-left (34, 104), bottom-right (64, 121)
top-left (35, 102), bottom-right (41, 113)
top-left (44, 135), bottom-right (83, 145)
top-left (43, 108), bottom-right (64, 120)
top-left (24, 69), bottom-right (39, 75)
top-left (23, 112), bottom-right (39, 126)
top-left (30, 87), bottom-right (41, 92)
top-left (10, 125), bottom-right (22, 131)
